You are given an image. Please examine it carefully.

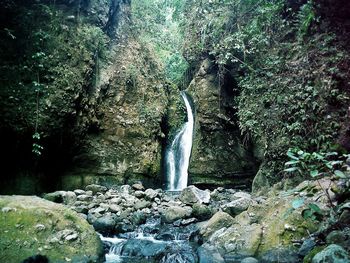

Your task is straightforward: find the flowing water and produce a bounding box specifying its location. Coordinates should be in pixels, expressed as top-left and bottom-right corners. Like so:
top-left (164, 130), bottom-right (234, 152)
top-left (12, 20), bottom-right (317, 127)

top-left (165, 91), bottom-right (195, 191)
top-left (100, 217), bottom-right (199, 263)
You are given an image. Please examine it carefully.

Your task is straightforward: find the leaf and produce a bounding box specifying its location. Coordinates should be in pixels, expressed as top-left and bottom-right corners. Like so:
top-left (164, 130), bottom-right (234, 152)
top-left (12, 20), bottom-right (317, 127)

top-left (287, 150), bottom-right (299, 160)
top-left (308, 203), bottom-right (322, 215)
top-left (310, 170), bottom-right (319, 177)
top-left (302, 208), bottom-right (312, 219)
top-left (285, 160), bottom-right (300, 166)
top-left (292, 198), bottom-right (304, 209)
top-left (334, 170), bottom-right (346, 179)
top-left (284, 167), bottom-right (299, 173)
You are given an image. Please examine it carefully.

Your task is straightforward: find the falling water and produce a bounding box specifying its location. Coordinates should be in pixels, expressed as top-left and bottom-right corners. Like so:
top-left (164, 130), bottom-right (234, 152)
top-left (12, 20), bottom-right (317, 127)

top-left (166, 91), bottom-right (194, 191)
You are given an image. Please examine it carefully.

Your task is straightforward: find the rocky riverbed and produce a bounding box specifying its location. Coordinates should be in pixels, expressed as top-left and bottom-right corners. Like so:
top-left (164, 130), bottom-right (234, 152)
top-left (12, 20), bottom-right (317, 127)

top-left (1, 178), bottom-right (350, 262)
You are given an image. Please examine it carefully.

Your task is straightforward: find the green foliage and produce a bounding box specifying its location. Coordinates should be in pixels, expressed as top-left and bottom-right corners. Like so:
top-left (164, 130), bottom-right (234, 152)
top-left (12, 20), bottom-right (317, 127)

top-left (296, 0), bottom-right (316, 39)
top-left (32, 132), bottom-right (43, 156)
top-left (284, 148), bottom-right (349, 179)
top-left (131, 0), bottom-right (188, 85)
top-left (182, 0), bottom-right (350, 183)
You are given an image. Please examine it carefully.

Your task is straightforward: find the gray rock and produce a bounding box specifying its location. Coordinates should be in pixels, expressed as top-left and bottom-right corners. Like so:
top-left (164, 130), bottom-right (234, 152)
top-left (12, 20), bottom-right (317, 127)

top-left (86, 184), bottom-right (107, 194)
top-left (179, 185), bottom-right (210, 205)
top-left (120, 185), bottom-right (131, 194)
top-left (326, 231), bottom-right (348, 247)
top-left (222, 197), bottom-right (254, 216)
top-left (145, 189), bottom-right (158, 201)
top-left (197, 243), bottom-right (224, 263)
top-left (241, 257), bottom-right (259, 263)
top-left (73, 189), bottom-right (85, 195)
top-left (63, 191), bottom-right (77, 205)
top-left (134, 200), bottom-right (151, 210)
top-left (199, 211), bottom-right (234, 240)
top-left (312, 244), bottom-right (350, 263)
top-left (261, 248), bottom-right (300, 263)
top-left (77, 194), bottom-right (93, 202)
top-left (132, 183), bottom-right (145, 191)
top-left (161, 206), bottom-right (192, 223)
top-left (134, 190), bottom-right (145, 198)
top-left (192, 203), bottom-right (213, 220)
top-left (299, 238), bottom-right (316, 257)
top-left (43, 191), bottom-right (65, 203)
top-left (92, 214), bottom-right (116, 234)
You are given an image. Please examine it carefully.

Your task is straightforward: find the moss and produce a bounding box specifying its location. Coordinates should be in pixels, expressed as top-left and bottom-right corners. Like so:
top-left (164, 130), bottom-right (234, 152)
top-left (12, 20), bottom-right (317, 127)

top-left (303, 246), bottom-right (326, 263)
top-left (0, 196), bottom-right (103, 263)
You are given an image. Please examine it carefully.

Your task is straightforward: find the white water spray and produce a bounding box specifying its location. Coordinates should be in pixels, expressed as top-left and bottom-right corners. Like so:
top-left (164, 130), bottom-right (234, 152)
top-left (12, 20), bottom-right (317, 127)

top-left (166, 91), bottom-right (194, 191)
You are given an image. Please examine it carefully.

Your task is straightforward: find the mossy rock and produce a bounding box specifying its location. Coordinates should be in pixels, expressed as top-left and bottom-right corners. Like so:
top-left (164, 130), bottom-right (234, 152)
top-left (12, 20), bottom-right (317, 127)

top-left (0, 195), bottom-right (104, 263)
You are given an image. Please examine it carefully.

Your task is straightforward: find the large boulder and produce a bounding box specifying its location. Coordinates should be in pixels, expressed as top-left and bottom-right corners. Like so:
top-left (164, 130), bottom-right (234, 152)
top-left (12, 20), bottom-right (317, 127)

top-left (222, 196), bottom-right (255, 216)
top-left (312, 244), bottom-right (350, 263)
top-left (161, 206), bottom-right (192, 223)
top-left (0, 195), bottom-right (103, 263)
top-left (199, 211), bottom-right (234, 240)
top-left (179, 185), bottom-right (211, 205)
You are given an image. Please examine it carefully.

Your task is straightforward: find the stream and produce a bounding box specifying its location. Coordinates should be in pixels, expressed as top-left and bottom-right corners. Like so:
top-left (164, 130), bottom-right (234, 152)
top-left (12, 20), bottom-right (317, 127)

top-left (100, 216), bottom-right (199, 263)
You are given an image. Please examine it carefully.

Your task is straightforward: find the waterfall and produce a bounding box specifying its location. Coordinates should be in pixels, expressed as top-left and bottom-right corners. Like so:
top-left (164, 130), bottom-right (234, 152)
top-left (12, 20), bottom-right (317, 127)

top-left (166, 91), bottom-right (194, 191)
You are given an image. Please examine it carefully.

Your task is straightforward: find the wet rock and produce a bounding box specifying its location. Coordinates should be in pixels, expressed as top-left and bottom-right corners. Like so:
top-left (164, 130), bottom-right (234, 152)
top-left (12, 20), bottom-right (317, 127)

top-left (134, 200), bottom-right (151, 210)
top-left (134, 190), bottom-right (145, 198)
top-left (222, 197), bottom-right (255, 216)
top-left (197, 243), bottom-right (224, 263)
top-left (192, 203), bottom-right (213, 221)
top-left (120, 185), bottom-right (131, 194)
top-left (92, 214), bottom-right (116, 234)
top-left (326, 230), bottom-right (348, 247)
top-left (179, 185), bottom-right (210, 205)
top-left (0, 195), bottom-right (104, 262)
top-left (73, 189), bottom-right (85, 195)
top-left (130, 211), bottom-right (147, 226)
top-left (86, 184), bottom-right (107, 194)
top-left (241, 257), bottom-right (259, 263)
top-left (312, 244), bottom-right (350, 263)
top-left (161, 206), bottom-right (192, 223)
top-left (260, 248), bottom-right (300, 263)
top-left (181, 218), bottom-right (197, 226)
top-left (62, 191), bottom-right (77, 205)
top-left (43, 191), bottom-right (65, 203)
top-left (132, 183), bottom-right (145, 191)
top-left (145, 189), bottom-right (158, 201)
top-left (200, 211), bottom-right (234, 240)
top-left (77, 194), bottom-right (93, 202)
top-left (299, 238), bottom-right (316, 257)
top-left (121, 238), bottom-right (168, 257)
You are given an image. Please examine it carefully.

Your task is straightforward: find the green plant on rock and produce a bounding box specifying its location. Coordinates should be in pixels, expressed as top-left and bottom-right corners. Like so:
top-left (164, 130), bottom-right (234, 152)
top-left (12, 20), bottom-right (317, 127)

top-left (285, 148), bottom-right (350, 208)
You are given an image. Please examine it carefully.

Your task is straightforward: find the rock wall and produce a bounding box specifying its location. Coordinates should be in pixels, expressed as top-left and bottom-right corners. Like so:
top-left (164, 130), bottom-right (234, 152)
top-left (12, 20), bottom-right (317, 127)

top-left (186, 59), bottom-right (259, 189)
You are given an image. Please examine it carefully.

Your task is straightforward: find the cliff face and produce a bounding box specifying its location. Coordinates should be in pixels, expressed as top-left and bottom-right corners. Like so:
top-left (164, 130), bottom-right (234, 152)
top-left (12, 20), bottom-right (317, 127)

top-left (186, 59), bottom-right (259, 189)
top-left (0, 0), bottom-right (168, 193)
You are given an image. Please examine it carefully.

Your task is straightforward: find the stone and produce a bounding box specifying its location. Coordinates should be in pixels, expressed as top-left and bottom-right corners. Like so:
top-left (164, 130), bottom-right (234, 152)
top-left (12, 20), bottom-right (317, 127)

top-left (134, 190), bottom-right (145, 198)
top-left (326, 231), bottom-right (347, 247)
top-left (199, 211), bottom-right (234, 240)
top-left (132, 183), bottom-right (145, 191)
top-left (109, 204), bottom-right (121, 213)
top-left (192, 203), bottom-right (213, 220)
top-left (73, 189), bottom-right (85, 195)
top-left (161, 206), bottom-right (192, 223)
top-left (92, 214), bottom-right (116, 234)
top-left (145, 188), bottom-right (158, 201)
top-left (261, 248), bottom-right (300, 263)
top-left (62, 191), bottom-right (77, 205)
top-left (299, 238), bottom-right (316, 257)
top-left (179, 185), bottom-right (210, 205)
top-left (134, 200), bottom-right (151, 210)
top-left (241, 257), bottom-right (259, 263)
top-left (181, 218), bottom-right (197, 225)
top-left (77, 194), bottom-right (93, 202)
top-left (121, 238), bottom-right (167, 258)
top-left (222, 197), bottom-right (255, 216)
top-left (43, 191), bottom-right (65, 203)
top-left (0, 195), bottom-right (103, 262)
top-left (197, 243), bottom-right (225, 263)
top-left (120, 185), bottom-right (131, 194)
top-left (86, 184), bottom-right (107, 194)
top-left (312, 244), bottom-right (350, 263)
